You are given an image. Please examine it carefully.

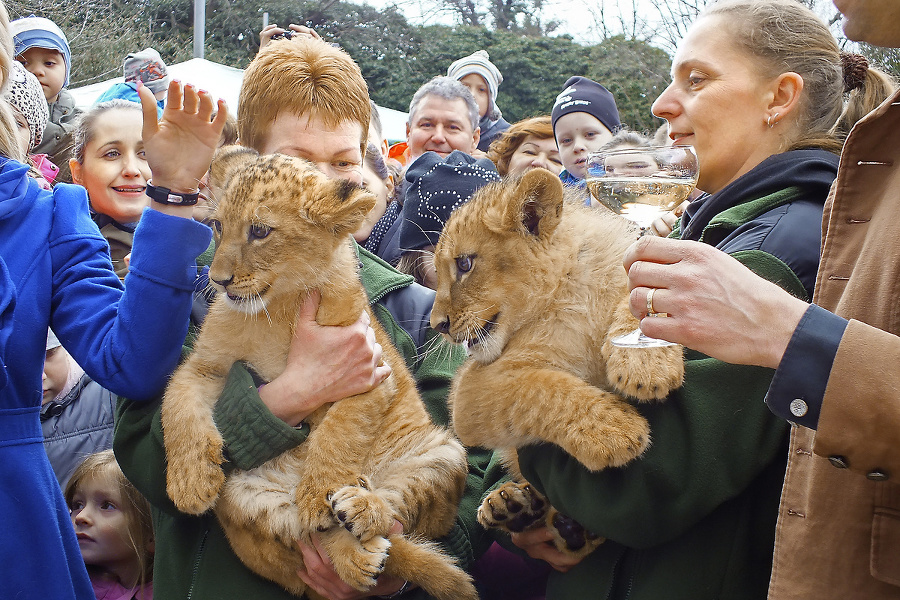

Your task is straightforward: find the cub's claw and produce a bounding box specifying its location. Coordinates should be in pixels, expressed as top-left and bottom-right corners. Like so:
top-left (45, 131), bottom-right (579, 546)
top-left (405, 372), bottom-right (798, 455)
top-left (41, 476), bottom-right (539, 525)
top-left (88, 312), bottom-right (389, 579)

top-left (606, 342), bottom-right (684, 402)
top-left (478, 481), bottom-right (604, 560)
top-left (330, 477), bottom-right (393, 543)
top-left (329, 532), bottom-right (392, 591)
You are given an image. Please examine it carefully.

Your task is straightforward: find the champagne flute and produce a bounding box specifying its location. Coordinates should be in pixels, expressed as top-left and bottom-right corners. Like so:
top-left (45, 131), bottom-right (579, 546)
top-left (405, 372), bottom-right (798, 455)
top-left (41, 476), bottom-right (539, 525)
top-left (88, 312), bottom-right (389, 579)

top-left (586, 145), bottom-right (699, 348)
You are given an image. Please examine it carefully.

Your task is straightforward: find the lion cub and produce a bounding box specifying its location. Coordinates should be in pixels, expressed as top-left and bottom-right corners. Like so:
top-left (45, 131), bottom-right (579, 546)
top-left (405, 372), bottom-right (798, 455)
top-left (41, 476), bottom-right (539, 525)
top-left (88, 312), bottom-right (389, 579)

top-left (431, 168), bottom-right (684, 558)
top-left (161, 146), bottom-right (476, 600)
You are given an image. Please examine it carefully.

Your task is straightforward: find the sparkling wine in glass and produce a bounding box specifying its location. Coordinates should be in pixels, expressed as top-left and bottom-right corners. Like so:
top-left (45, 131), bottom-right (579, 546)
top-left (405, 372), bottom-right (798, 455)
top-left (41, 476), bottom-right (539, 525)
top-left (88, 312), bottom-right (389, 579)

top-left (586, 145), bottom-right (699, 348)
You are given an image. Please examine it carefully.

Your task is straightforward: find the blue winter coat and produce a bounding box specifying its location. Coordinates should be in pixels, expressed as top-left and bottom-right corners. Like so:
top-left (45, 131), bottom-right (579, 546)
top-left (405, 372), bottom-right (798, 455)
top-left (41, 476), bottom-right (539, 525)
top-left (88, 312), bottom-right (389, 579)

top-left (0, 158), bottom-right (211, 598)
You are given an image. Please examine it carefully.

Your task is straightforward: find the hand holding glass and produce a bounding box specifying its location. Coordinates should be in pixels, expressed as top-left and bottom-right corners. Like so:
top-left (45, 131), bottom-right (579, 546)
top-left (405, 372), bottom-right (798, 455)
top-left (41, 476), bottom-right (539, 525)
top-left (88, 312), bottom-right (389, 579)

top-left (586, 145), bottom-right (699, 348)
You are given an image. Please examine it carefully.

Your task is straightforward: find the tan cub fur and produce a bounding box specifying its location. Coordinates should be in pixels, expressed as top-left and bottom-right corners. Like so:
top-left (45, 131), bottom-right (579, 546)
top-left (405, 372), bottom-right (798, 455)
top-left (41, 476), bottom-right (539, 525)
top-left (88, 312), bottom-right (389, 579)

top-left (161, 146), bottom-right (476, 600)
top-left (431, 169), bottom-right (684, 558)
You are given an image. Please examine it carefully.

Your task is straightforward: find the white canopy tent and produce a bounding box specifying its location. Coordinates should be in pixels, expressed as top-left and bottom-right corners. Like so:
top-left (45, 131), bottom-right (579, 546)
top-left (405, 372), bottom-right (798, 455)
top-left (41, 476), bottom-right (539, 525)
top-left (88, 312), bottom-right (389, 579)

top-left (69, 57), bottom-right (409, 143)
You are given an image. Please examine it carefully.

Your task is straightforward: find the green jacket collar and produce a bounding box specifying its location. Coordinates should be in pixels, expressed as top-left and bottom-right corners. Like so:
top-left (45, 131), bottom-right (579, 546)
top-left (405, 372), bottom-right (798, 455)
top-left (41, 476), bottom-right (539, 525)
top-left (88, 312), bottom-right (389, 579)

top-left (355, 242), bottom-right (415, 305)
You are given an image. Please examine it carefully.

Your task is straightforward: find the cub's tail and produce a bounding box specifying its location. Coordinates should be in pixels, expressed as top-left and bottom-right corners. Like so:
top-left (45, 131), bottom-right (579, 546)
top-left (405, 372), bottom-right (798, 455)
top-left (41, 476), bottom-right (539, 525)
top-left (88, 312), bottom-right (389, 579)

top-left (384, 535), bottom-right (478, 600)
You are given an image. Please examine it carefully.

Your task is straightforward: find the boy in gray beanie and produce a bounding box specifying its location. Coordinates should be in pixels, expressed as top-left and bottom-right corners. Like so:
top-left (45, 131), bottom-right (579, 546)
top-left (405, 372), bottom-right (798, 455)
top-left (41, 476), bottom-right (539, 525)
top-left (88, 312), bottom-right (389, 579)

top-left (447, 50), bottom-right (510, 152)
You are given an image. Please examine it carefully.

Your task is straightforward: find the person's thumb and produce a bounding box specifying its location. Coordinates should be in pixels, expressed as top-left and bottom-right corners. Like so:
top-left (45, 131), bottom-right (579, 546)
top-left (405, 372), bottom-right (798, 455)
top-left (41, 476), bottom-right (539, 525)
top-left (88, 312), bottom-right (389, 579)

top-left (297, 289), bottom-right (321, 323)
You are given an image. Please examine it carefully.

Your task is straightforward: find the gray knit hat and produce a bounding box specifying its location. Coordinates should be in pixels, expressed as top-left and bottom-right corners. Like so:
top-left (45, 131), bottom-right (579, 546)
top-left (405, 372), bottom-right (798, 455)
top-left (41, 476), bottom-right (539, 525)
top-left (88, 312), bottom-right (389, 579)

top-left (447, 50), bottom-right (503, 120)
top-left (123, 48), bottom-right (170, 94)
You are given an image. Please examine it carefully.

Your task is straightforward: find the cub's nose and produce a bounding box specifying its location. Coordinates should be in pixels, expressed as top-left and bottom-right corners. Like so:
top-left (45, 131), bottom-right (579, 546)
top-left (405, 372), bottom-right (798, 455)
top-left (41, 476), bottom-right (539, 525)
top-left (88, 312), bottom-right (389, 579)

top-left (212, 275), bottom-right (233, 288)
top-left (434, 317), bottom-right (451, 335)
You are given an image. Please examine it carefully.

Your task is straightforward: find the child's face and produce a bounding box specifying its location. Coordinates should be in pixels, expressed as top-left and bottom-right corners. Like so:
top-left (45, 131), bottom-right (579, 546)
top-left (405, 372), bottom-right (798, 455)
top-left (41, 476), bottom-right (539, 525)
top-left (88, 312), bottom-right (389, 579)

top-left (554, 112), bottom-right (614, 180)
top-left (16, 47), bottom-right (66, 103)
top-left (42, 345), bottom-right (70, 404)
top-left (70, 473), bottom-right (135, 574)
top-left (10, 107), bottom-right (31, 156)
top-left (70, 108), bottom-right (151, 224)
top-left (459, 73), bottom-right (490, 120)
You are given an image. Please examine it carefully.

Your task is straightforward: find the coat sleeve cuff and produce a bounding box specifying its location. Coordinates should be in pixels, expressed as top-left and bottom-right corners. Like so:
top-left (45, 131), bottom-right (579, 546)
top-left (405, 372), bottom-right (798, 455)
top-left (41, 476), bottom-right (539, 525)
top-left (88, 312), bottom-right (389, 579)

top-left (765, 304), bottom-right (847, 429)
top-left (214, 362), bottom-right (309, 471)
top-left (436, 519), bottom-right (475, 572)
top-left (127, 208), bottom-right (213, 291)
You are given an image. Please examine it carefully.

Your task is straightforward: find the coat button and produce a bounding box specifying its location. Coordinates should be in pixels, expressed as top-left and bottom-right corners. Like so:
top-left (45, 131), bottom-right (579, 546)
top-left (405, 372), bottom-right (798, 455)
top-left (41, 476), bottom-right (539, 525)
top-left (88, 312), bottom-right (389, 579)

top-left (790, 399), bottom-right (808, 417)
top-left (828, 455), bottom-right (849, 469)
top-left (867, 470), bottom-right (889, 482)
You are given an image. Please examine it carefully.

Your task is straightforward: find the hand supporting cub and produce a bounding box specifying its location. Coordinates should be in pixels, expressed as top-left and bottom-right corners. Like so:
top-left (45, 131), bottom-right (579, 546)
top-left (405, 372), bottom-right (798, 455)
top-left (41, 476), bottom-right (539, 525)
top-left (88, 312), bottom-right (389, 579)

top-left (259, 291), bottom-right (392, 426)
top-left (511, 526), bottom-right (588, 573)
top-left (297, 521), bottom-right (408, 600)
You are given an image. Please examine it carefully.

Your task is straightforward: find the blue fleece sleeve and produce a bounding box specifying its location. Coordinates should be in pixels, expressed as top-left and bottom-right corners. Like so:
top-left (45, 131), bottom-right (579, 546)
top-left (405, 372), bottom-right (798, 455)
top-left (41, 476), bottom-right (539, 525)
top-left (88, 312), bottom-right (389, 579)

top-left (50, 192), bottom-right (211, 401)
top-left (764, 304), bottom-right (848, 429)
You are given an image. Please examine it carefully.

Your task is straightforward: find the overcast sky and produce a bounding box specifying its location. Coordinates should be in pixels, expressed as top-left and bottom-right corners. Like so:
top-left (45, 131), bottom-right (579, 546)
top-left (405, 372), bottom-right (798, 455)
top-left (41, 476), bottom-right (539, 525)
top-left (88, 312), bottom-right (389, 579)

top-left (361, 0), bottom-right (635, 46)
top-left (360, 0), bottom-right (847, 51)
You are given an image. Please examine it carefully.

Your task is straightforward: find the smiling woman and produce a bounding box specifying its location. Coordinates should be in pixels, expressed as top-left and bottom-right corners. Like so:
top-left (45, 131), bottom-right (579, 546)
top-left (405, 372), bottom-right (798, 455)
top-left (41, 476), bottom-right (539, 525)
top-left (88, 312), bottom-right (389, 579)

top-left (70, 101), bottom-right (149, 221)
top-left (69, 100), bottom-right (150, 277)
top-left (511, 2), bottom-right (895, 599)
top-left (486, 115), bottom-right (563, 178)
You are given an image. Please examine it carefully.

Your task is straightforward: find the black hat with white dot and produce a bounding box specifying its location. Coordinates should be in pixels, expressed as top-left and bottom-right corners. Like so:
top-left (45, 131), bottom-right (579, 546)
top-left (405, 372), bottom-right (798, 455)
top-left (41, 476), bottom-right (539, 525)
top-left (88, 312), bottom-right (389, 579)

top-left (400, 150), bottom-right (500, 252)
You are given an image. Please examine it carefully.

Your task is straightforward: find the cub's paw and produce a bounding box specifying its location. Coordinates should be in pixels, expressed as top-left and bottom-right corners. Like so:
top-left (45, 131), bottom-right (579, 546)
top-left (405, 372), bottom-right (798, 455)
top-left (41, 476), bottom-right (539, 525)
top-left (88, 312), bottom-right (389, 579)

top-left (165, 432), bottom-right (225, 514)
top-left (576, 400), bottom-right (651, 470)
top-left (295, 484), bottom-right (339, 534)
top-left (606, 342), bottom-right (684, 402)
top-left (330, 532), bottom-right (392, 591)
top-left (331, 476), bottom-right (393, 543)
top-left (477, 481), bottom-right (548, 533)
top-left (546, 508), bottom-right (604, 559)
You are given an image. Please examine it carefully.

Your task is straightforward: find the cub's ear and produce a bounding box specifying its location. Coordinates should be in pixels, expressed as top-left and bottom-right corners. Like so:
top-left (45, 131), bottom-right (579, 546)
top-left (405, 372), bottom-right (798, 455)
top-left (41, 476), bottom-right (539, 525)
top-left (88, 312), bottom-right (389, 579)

top-left (209, 145), bottom-right (259, 194)
top-left (307, 175), bottom-right (377, 237)
top-left (502, 168), bottom-right (564, 238)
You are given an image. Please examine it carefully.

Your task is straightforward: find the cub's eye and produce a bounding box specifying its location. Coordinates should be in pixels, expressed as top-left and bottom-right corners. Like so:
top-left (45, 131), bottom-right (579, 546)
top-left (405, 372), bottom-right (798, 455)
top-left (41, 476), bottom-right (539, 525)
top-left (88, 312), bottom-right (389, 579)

top-left (456, 255), bottom-right (474, 274)
top-left (210, 220), bottom-right (222, 235)
top-left (249, 223), bottom-right (271, 240)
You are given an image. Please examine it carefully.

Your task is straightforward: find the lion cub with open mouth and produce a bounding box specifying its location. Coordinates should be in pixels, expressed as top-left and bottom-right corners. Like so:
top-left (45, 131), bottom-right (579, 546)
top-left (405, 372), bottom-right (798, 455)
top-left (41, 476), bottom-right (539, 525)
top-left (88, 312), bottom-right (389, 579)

top-left (431, 168), bottom-right (685, 559)
top-left (161, 146), bottom-right (476, 600)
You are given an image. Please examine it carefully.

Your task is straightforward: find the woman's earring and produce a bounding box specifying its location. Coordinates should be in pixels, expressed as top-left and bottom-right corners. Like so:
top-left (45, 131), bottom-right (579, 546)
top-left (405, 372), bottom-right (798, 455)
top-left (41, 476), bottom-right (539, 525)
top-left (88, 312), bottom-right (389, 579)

top-left (767, 112), bottom-right (780, 128)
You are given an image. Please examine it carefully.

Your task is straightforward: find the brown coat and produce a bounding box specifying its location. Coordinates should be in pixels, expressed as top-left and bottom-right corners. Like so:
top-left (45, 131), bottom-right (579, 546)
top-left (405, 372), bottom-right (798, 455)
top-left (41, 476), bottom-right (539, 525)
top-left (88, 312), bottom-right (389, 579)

top-left (768, 90), bottom-right (900, 598)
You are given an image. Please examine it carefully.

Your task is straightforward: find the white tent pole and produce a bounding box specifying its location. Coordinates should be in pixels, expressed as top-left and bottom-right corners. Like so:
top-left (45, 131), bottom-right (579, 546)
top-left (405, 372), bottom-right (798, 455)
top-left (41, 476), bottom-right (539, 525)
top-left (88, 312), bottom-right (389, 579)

top-left (193, 0), bottom-right (205, 59)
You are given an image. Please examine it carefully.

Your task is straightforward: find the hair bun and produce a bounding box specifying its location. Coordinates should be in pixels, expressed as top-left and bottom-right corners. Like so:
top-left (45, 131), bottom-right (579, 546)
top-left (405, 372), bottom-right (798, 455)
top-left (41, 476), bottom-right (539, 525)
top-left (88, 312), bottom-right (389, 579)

top-left (841, 52), bottom-right (869, 92)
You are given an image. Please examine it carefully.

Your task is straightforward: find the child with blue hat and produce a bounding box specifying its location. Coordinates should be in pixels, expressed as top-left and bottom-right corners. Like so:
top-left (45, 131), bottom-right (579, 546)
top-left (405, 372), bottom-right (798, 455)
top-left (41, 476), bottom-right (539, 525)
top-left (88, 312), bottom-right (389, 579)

top-left (11, 16), bottom-right (82, 181)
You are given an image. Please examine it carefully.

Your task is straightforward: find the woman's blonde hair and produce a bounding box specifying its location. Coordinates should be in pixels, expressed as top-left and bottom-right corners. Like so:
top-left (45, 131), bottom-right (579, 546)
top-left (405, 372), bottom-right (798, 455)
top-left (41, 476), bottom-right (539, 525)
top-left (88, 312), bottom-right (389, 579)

top-left (487, 116), bottom-right (554, 176)
top-left (65, 450), bottom-right (154, 590)
top-left (0, 0), bottom-right (25, 161)
top-left (704, 0), bottom-right (895, 152)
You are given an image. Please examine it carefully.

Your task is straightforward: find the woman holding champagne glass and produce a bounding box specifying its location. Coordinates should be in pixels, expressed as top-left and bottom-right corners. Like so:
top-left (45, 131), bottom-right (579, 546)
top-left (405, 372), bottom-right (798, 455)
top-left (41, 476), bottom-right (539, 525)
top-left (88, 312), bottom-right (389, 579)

top-left (510, 1), bottom-right (892, 598)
